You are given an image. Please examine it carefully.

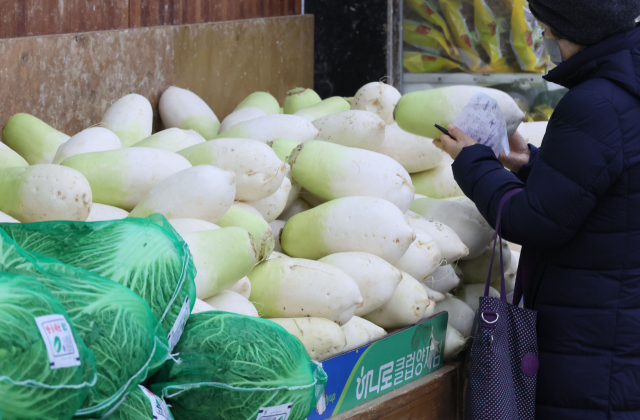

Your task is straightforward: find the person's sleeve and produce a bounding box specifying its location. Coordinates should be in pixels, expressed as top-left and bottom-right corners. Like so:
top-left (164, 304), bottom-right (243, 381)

top-left (514, 144), bottom-right (538, 183)
top-left (452, 89), bottom-right (624, 250)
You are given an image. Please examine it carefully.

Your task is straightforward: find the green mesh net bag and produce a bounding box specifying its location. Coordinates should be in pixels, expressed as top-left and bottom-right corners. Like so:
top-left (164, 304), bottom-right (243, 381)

top-left (0, 272), bottom-right (96, 420)
top-left (150, 312), bottom-right (327, 420)
top-left (0, 214), bottom-right (196, 350)
top-left (0, 229), bottom-right (169, 418)
top-left (87, 385), bottom-right (174, 420)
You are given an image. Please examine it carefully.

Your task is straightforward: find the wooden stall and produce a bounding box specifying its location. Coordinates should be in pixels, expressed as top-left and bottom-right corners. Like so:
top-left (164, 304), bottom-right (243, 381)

top-left (0, 14), bottom-right (313, 134)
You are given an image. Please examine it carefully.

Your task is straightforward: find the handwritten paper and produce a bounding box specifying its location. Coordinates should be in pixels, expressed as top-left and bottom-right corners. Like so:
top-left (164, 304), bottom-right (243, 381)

top-left (453, 92), bottom-right (510, 157)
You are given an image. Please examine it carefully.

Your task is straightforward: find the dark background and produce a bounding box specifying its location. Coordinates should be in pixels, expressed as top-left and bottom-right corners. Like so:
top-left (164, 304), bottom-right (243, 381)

top-left (305, 0), bottom-right (390, 98)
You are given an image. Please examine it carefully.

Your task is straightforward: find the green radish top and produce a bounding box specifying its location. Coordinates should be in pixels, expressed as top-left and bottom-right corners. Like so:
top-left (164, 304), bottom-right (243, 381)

top-left (2, 113), bottom-right (69, 165)
top-left (268, 138), bottom-right (301, 162)
top-left (284, 88), bottom-right (322, 114)
top-left (0, 143), bottom-right (28, 168)
top-left (233, 92), bottom-right (280, 115)
top-left (294, 97), bottom-right (351, 121)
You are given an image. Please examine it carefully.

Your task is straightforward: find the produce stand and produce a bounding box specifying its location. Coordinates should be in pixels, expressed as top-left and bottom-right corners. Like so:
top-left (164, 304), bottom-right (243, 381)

top-left (0, 7), bottom-right (473, 420)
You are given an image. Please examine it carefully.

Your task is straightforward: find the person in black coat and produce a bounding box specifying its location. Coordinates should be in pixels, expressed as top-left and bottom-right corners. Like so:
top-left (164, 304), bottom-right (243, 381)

top-left (435, 2), bottom-right (640, 419)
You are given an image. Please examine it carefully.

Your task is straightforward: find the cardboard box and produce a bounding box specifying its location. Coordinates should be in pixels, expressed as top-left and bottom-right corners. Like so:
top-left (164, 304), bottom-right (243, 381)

top-left (307, 312), bottom-right (449, 419)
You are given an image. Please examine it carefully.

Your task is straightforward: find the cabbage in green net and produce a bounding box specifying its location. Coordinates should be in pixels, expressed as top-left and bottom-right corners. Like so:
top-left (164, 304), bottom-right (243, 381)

top-left (0, 229), bottom-right (169, 418)
top-left (88, 385), bottom-right (174, 420)
top-left (150, 312), bottom-right (327, 420)
top-left (0, 273), bottom-right (96, 420)
top-left (0, 214), bottom-right (196, 350)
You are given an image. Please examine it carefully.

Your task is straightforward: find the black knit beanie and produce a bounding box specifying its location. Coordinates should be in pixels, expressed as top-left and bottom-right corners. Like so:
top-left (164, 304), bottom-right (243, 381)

top-left (528, 0), bottom-right (640, 45)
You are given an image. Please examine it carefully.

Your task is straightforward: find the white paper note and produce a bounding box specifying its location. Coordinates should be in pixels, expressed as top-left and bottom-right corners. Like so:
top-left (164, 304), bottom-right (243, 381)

top-left (453, 92), bottom-right (510, 157)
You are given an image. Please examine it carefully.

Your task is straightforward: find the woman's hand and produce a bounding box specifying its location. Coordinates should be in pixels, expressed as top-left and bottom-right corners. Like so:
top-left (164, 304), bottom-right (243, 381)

top-left (498, 131), bottom-right (530, 173)
top-left (433, 125), bottom-right (477, 160)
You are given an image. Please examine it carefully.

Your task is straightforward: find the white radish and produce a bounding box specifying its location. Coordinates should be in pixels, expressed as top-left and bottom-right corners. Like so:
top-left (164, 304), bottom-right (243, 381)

top-left (159, 86), bottom-right (220, 139)
top-left (424, 264), bottom-right (461, 294)
top-left (86, 203), bottom-right (129, 222)
top-left (458, 241), bottom-right (512, 285)
top-left (128, 165), bottom-right (235, 223)
top-left (269, 220), bottom-right (286, 253)
top-left (227, 277), bottom-right (251, 299)
top-left (410, 197), bottom-right (493, 260)
top-left (52, 127), bottom-right (121, 165)
top-left (342, 316), bottom-right (387, 352)
top-left (283, 88), bottom-right (322, 114)
top-left (233, 92), bottom-right (280, 115)
top-left (298, 188), bottom-right (326, 208)
top-left (289, 141), bottom-right (415, 212)
top-left (268, 318), bottom-right (347, 360)
top-left (405, 211), bottom-right (469, 263)
top-left (131, 128), bottom-right (205, 152)
top-left (2, 113), bottom-right (69, 164)
top-left (351, 81), bottom-right (401, 125)
top-left (319, 252), bottom-right (403, 316)
top-left (443, 324), bottom-right (467, 361)
top-left (281, 196), bottom-right (416, 264)
top-left (277, 198), bottom-right (312, 221)
top-left (102, 94), bottom-right (153, 147)
top-left (269, 138), bottom-right (301, 162)
top-left (421, 284), bottom-right (445, 303)
top-left (61, 148), bottom-right (191, 211)
top-left (394, 230), bottom-right (442, 282)
top-left (0, 211), bottom-right (19, 223)
top-left (434, 293), bottom-right (475, 337)
top-left (363, 272), bottom-right (430, 329)
top-left (245, 176), bottom-right (292, 222)
top-left (376, 123), bottom-right (447, 173)
top-left (312, 110), bottom-right (386, 150)
top-left (203, 290), bottom-right (258, 317)
top-left (423, 298), bottom-right (437, 319)
top-left (168, 218), bottom-right (219, 237)
top-left (456, 284), bottom-right (500, 312)
top-left (191, 298), bottom-right (216, 314)
top-left (217, 203), bottom-right (274, 262)
top-left (179, 138), bottom-right (286, 202)
top-left (0, 165), bottom-right (92, 223)
top-left (284, 173), bottom-right (302, 211)
top-left (411, 162), bottom-right (464, 199)
top-left (248, 257), bottom-right (363, 325)
top-left (518, 121), bottom-right (547, 148)
top-left (267, 251), bottom-right (290, 260)
top-left (395, 86), bottom-right (524, 139)
top-left (218, 107), bottom-right (266, 134)
top-left (0, 142), bottom-right (28, 168)
top-left (293, 97), bottom-right (351, 121)
top-left (183, 227), bottom-right (258, 300)
top-left (215, 114), bottom-right (318, 143)
top-left (495, 250), bottom-right (519, 294)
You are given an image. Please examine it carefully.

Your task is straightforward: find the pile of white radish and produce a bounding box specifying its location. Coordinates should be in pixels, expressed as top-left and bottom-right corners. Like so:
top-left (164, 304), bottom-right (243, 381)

top-left (0, 80), bottom-right (526, 363)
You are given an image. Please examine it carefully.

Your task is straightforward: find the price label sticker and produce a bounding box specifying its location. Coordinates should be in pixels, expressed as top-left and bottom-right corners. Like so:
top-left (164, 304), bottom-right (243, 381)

top-left (139, 385), bottom-right (171, 420)
top-left (167, 296), bottom-right (190, 350)
top-left (256, 402), bottom-right (293, 420)
top-left (35, 314), bottom-right (81, 369)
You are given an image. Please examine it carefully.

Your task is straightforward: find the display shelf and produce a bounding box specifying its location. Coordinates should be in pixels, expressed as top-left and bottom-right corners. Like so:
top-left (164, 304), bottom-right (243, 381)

top-left (403, 72), bottom-right (547, 93)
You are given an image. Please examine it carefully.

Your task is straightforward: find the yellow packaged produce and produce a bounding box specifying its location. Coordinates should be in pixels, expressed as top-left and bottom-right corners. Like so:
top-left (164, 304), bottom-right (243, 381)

top-left (511, 0), bottom-right (548, 72)
top-left (403, 52), bottom-right (465, 73)
top-left (533, 104), bottom-right (554, 121)
top-left (403, 20), bottom-right (455, 57)
top-left (405, 0), bottom-right (457, 47)
top-left (474, 0), bottom-right (514, 64)
top-left (439, 0), bottom-right (487, 71)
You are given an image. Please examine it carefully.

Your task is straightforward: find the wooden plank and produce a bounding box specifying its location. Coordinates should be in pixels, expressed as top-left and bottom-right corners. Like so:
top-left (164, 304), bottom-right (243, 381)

top-left (173, 15), bottom-right (314, 121)
top-left (332, 364), bottom-right (462, 420)
top-left (22, 0), bottom-right (128, 37)
top-left (0, 26), bottom-right (174, 134)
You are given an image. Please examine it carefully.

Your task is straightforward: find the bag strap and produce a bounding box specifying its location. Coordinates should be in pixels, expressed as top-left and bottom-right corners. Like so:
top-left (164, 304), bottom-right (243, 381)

top-left (484, 188), bottom-right (522, 300)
